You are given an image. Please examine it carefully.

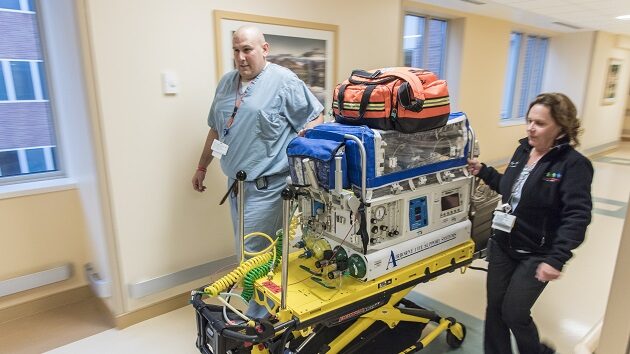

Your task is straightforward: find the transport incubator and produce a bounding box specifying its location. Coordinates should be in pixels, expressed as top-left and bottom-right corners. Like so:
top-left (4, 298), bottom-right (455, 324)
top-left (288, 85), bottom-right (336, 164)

top-left (191, 112), bottom-right (498, 354)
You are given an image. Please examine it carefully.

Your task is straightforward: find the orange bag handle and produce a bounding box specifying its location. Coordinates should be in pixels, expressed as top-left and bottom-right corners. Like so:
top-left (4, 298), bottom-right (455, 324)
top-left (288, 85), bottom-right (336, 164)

top-left (350, 68), bottom-right (425, 112)
top-left (335, 82), bottom-right (377, 120)
top-left (377, 68), bottom-right (425, 94)
top-left (378, 69), bottom-right (426, 112)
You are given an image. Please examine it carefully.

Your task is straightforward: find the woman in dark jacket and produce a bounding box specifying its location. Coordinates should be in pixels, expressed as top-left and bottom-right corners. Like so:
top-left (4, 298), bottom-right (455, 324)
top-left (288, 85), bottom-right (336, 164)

top-left (468, 93), bottom-right (593, 354)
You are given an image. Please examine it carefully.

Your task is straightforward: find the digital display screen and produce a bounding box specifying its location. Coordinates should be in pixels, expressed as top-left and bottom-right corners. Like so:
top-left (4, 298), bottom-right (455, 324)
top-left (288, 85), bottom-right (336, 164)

top-left (441, 193), bottom-right (460, 211)
top-left (414, 207), bottom-right (422, 221)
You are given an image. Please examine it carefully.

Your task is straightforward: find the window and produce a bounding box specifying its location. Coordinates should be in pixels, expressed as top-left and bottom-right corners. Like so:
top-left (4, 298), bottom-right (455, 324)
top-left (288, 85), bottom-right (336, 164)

top-left (0, 1), bottom-right (60, 181)
top-left (403, 14), bottom-right (448, 78)
top-left (10, 61), bottom-right (35, 100)
top-left (501, 32), bottom-right (548, 120)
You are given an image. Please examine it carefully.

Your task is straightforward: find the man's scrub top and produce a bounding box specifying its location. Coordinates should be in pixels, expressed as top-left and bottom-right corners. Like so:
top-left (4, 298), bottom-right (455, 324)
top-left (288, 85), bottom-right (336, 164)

top-left (208, 63), bottom-right (323, 181)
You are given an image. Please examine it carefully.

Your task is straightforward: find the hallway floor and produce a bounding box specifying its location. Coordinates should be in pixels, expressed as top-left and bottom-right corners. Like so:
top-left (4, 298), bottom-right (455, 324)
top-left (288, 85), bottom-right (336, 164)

top-left (3, 143), bottom-right (628, 354)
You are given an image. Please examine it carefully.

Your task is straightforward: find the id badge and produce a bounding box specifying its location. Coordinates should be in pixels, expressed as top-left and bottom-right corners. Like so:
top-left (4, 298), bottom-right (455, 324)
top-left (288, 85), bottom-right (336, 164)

top-left (492, 211), bottom-right (516, 233)
top-left (211, 139), bottom-right (229, 159)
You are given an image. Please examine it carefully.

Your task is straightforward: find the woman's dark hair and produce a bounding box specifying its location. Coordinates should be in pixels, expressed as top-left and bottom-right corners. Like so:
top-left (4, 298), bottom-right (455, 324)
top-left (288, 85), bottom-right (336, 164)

top-left (527, 92), bottom-right (582, 147)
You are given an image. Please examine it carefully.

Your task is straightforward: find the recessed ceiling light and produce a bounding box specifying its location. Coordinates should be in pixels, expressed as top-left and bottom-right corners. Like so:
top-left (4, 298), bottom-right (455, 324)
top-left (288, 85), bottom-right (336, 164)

top-left (460, 0), bottom-right (486, 5)
top-left (552, 21), bottom-right (582, 30)
top-left (616, 15), bottom-right (630, 20)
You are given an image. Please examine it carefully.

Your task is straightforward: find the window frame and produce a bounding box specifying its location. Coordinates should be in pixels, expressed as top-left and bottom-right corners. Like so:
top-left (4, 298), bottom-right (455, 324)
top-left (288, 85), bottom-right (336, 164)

top-left (501, 31), bottom-right (549, 123)
top-left (402, 12), bottom-right (449, 78)
top-left (0, 0), bottom-right (65, 185)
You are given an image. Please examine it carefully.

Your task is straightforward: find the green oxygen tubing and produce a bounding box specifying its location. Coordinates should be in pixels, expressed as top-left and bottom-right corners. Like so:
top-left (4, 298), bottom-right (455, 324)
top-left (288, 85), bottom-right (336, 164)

top-left (202, 216), bottom-right (299, 300)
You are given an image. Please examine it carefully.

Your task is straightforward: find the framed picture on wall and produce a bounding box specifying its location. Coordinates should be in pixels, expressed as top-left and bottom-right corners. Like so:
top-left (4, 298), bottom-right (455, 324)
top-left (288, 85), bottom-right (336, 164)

top-left (602, 58), bottom-right (623, 105)
top-left (214, 10), bottom-right (338, 112)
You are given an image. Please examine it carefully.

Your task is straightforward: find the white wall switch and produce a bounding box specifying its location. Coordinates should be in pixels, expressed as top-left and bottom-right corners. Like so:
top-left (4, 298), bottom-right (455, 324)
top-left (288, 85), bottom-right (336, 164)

top-left (161, 71), bottom-right (179, 95)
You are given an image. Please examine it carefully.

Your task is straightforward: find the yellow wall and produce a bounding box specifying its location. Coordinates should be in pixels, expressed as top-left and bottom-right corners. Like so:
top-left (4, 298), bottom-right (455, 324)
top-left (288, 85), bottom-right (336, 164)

top-left (404, 2), bottom-right (560, 163)
top-left (457, 15), bottom-right (524, 163)
top-left (0, 190), bottom-right (89, 310)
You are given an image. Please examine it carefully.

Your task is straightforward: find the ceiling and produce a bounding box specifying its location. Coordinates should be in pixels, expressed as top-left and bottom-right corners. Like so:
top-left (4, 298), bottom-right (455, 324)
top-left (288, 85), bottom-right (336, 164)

top-left (415, 0), bottom-right (630, 36)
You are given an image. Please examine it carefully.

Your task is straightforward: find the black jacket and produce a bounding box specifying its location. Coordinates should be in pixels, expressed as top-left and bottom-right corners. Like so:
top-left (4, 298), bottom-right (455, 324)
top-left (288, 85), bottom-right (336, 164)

top-left (478, 137), bottom-right (593, 271)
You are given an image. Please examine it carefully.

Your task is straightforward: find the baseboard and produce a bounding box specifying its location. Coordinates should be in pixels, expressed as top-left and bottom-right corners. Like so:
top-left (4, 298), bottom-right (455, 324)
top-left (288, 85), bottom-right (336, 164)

top-left (0, 263), bottom-right (73, 297)
top-left (574, 319), bottom-right (602, 354)
top-left (582, 140), bottom-right (619, 158)
top-left (0, 285), bottom-right (96, 325)
top-left (127, 255), bottom-right (237, 299)
top-left (116, 264), bottom-right (235, 329)
top-left (114, 291), bottom-right (190, 329)
top-left (0, 283), bottom-right (190, 330)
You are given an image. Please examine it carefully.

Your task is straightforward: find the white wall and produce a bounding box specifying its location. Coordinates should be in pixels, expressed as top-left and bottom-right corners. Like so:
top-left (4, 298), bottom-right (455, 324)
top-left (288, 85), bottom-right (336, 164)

top-left (581, 32), bottom-right (630, 152)
top-left (82, 0), bottom-right (402, 313)
top-left (620, 35), bottom-right (630, 138)
top-left (542, 31), bottom-right (596, 117)
top-left (79, 0), bottom-right (630, 315)
top-left (598, 196), bottom-right (630, 354)
top-left (41, 0), bottom-right (122, 311)
top-left (0, 0), bottom-right (118, 313)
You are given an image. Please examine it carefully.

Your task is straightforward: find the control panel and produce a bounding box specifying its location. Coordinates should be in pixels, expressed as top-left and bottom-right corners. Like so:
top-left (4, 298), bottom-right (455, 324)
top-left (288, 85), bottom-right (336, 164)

top-left (409, 197), bottom-right (429, 230)
top-left (300, 167), bottom-right (471, 255)
top-left (368, 201), bottom-right (402, 245)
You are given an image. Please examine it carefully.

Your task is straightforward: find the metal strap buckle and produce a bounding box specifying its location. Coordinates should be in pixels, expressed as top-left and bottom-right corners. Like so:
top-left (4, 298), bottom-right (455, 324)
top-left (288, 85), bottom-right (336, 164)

top-left (255, 176), bottom-right (268, 190)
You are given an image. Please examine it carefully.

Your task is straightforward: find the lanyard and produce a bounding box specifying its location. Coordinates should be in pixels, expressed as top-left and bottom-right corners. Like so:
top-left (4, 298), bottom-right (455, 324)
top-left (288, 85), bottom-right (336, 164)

top-left (222, 63), bottom-right (269, 136)
top-left (223, 82), bottom-right (244, 136)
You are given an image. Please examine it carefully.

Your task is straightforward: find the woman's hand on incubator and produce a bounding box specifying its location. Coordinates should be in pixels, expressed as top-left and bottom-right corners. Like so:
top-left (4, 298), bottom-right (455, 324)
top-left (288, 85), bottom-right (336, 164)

top-left (467, 158), bottom-right (482, 176)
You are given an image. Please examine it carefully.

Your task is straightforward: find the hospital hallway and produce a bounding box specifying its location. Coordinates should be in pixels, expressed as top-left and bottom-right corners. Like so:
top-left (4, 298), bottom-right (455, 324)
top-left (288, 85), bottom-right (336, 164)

top-left (1, 143), bottom-right (629, 354)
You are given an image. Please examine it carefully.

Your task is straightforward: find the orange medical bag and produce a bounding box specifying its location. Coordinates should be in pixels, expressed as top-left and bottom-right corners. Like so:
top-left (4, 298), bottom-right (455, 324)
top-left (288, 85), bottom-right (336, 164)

top-left (332, 67), bottom-right (450, 133)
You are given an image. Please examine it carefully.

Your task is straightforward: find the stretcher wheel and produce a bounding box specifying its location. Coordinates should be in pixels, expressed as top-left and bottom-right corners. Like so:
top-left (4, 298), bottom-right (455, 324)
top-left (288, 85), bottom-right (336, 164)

top-left (446, 322), bottom-right (466, 348)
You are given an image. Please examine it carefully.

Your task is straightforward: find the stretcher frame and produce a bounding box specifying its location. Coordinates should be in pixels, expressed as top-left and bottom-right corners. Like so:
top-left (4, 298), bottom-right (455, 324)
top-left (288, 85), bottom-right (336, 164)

top-left (192, 239), bottom-right (474, 354)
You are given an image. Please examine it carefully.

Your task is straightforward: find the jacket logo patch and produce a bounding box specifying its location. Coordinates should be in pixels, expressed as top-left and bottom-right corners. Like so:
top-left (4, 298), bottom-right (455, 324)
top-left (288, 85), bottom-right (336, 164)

top-left (543, 172), bottom-right (562, 182)
top-left (509, 161), bottom-right (520, 168)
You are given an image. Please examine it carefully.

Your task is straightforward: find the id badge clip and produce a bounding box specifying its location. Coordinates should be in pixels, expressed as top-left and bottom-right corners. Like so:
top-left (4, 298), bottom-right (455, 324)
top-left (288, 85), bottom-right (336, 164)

top-left (492, 203), bottom-right (516, 233)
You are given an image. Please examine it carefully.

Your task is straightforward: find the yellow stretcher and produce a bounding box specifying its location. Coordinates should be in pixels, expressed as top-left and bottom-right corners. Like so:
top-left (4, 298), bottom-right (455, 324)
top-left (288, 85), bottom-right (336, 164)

top-left (192, 239), bottom-right (476, 354)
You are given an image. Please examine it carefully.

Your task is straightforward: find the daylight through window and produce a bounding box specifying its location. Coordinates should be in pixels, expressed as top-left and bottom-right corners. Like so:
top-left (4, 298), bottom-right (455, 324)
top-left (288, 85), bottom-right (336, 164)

top-left (0, 0), bottom-right (59, 182)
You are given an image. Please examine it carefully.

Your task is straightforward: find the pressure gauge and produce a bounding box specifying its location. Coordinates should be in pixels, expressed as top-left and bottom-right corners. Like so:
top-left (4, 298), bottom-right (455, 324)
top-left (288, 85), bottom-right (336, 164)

top-left (373, 205), bottom-right (386, 221)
